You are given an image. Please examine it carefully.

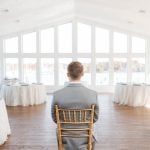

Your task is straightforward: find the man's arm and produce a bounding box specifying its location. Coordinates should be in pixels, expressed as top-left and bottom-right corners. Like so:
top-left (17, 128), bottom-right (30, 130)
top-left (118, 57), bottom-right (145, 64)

top-left (51, 95), bottom-right (57, 123)
top-left (93, 93), bottom-right (99, 123)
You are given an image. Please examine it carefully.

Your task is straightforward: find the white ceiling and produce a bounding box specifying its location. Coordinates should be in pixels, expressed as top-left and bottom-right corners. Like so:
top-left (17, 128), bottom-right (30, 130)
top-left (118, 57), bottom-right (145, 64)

top-left (0, 0), bottom-right (150, 36)
top-left (0, 0), bottom-right (74, 36)
top-left (76, 0), bottom-right (150, 36)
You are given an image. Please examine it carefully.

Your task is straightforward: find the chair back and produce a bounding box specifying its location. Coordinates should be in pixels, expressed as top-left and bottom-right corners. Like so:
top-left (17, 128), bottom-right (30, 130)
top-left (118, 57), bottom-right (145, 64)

top-left (55, 104), bottom-right (95, 150)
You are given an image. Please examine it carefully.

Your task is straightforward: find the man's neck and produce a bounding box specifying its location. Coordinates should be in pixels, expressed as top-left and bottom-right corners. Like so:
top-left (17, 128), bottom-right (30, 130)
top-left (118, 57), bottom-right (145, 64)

top-left (69, 80), bottom-right (81, 83)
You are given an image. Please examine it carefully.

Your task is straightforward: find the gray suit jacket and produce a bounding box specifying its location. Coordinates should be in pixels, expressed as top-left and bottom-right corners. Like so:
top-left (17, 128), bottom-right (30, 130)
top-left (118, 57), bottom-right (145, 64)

top-left (51, 83), bottom-right (99, 150)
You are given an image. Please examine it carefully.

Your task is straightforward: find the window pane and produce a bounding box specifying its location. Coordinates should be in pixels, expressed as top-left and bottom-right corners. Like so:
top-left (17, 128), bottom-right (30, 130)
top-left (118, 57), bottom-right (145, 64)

top-left (96, 58), bottom-right (109, 85)
top-left (78, 58), bottom-right (91, 85)
top-left (40, 28), bottom-right (54, 53)
top-left (58, 58), bottom-right (72, 85)
top-left (5, 58), bottom-right (18, 79)
top-left (23, 32), bottom-right (36, 53)
top-left (4, 37), bottom-right (18, 53)
top-left (41, 58), bottom-right (54, 85)
top-left (131, 58), bottom-right (145, 83)
top-left (96, 27), bottom-right (109, 53)
top-left (77, 23), bottom-right (91, 53)
top-left (114, 32), bottom-right (127, 53)
top-left (132, 37), bottom-right (145, 53)
top-left (23, 58), bottom-right (37, 83)
top-left (113, 58), bottom-right (127, 84)
top-left (58, 23), bottom-right (72, 53)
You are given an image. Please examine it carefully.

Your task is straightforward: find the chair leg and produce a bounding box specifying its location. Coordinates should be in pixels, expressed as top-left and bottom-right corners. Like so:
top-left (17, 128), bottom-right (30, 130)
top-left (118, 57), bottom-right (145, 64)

top-left (88, 143), bottom-right (92, 150)
top-left (58, 130), bottom-right (63, 150)
top-left (88, 134), bottom-right (92, 150)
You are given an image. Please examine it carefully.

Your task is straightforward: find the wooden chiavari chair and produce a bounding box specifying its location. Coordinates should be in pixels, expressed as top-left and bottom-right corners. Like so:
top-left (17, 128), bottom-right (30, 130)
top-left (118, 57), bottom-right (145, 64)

top-left (55, 105), bottom-right (95, 150)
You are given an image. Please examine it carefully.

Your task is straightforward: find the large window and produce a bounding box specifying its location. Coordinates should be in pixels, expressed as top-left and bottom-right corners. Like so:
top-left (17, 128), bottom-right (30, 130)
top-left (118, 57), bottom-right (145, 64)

top-left (113, 58), bottom-right (127, 83)
top-left (131, 58), bottom-right (145, 83)
top-left (23, 32), bottom-right (36, 53)
top-left (1, 21), bottom-right (147, 89)
top-left (23, 58), bottom-right (37, 83)
top-left (77, 23), bottom-right (91, 53)
top-left (58, 58), bottom-right (72, 85)
top-left (96, 58), bottom-right (109, 85)
top-left (40, 58), bottom-right (54, 85)
top-left (113, 32), bottom-right (127, 53)
top-left (5, 58), bottom-right (18, 79)
top-left (96, 27), bottom-right (109, 53)
top-left (58, 23), bottom-right (72, 53)
top-left (131, 37), bottom-right (146, 83)
top-left (132, 37), bottom-right (145, 53)
top-left (4, 37), bottom-right (18, 53)
top-left (40, 28), bottom-right (54, 53)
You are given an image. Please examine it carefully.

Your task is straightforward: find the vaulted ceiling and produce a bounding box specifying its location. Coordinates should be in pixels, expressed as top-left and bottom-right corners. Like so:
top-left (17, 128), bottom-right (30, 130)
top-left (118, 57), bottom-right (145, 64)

top-left (0, 0), bottom-right (150, 36)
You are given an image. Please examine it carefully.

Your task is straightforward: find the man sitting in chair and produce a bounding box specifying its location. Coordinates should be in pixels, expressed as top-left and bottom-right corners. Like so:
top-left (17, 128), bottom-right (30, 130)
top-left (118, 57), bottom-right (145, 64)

top-left (51, 61), bottom-right (99, 150)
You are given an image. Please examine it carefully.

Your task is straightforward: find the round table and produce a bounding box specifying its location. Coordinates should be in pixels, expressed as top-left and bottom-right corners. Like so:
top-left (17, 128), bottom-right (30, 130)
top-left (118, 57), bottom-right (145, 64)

top-left (114, 83), bottom-right (150, 107)
top-left (0, 98), bottom-right (11, 145)
top-left (1, 84), bottom-right (47, 106)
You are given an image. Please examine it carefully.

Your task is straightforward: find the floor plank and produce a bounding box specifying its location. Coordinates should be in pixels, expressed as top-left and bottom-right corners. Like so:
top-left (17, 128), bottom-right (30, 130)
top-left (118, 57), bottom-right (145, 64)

top-left (0, 94), bottom-right (150, 150)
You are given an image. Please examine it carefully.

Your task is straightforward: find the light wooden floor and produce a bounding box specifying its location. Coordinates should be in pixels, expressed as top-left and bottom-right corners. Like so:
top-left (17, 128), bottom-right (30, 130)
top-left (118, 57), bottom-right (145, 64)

top-left (0, 94), bottom-right (150, 150)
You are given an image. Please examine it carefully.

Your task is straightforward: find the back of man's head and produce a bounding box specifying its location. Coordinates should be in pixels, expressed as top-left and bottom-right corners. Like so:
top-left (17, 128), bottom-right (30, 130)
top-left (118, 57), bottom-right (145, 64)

top-left (67, 61), bottom-right (84, 81)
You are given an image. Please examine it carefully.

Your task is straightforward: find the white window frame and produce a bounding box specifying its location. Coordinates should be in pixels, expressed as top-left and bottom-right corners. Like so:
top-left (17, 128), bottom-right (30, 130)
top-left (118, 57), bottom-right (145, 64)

top-left (0, 18), bottom-right (149, 93)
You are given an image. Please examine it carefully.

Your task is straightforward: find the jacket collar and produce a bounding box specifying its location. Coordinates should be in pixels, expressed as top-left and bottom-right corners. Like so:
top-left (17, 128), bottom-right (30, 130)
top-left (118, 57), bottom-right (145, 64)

top-left (66, 82), bottom-right (84, 87)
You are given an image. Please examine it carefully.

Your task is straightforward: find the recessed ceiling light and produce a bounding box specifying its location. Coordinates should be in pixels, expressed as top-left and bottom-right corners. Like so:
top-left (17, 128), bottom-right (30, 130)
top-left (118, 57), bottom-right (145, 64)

top-left (14, 19), bottom-right (20, 23)
top-left (0, 9), bottom-right (9, 13)
top-left (139, 9), bottom-right (146, 13)
top-left (127, 21), bottom-right (133, 24)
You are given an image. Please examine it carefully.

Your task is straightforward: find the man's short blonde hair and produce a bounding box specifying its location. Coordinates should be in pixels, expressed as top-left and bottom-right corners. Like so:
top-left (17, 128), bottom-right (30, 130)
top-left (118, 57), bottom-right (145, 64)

top-left (67, 61), bottom-right (84, 80)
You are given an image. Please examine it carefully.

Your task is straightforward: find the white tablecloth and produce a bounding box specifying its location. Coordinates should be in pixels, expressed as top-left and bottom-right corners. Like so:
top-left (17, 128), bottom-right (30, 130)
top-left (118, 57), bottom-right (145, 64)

top-left (114, 83), bottom-right (150, 107)
top-left (0, 98), bottom-right (11, 145)
top-left (1, 85), bottom-right (46, 106)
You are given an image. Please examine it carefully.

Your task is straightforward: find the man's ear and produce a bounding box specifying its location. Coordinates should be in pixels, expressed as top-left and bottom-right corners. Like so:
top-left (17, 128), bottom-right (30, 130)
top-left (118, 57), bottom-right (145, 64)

top-left (67, 73), bottom-right (70, 77)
